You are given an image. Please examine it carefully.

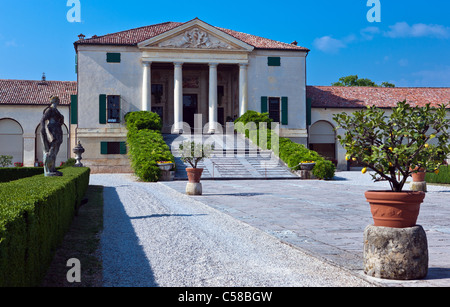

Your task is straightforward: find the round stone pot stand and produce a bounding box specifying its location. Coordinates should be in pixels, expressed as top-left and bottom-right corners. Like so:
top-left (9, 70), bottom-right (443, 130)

top-left (363, 190), bottom-right (428, 280)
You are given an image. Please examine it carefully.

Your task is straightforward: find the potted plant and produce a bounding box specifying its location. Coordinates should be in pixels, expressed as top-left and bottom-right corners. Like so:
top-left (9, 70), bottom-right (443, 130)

top-left (333, 100), bottom-right (450, 228)
top-left (179, 140), bottom-right (214, 184)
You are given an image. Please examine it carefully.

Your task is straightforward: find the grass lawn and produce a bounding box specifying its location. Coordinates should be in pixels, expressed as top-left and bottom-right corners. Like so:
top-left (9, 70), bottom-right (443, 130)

top-left (40, 185), bottom-right (104, 287)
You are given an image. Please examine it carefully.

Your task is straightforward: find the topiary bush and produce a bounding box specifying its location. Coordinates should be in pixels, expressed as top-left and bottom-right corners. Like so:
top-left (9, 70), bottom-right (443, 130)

top-left (124, 111), bottom-right (162, 132)
top-left (312, 159), bottom-right (336, 180)
top-left (125, 111), bottom-right (174, 182)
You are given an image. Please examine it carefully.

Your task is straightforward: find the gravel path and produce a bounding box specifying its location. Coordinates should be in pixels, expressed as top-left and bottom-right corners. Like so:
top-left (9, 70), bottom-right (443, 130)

top-left (91, 174), bottom-right (374, 287)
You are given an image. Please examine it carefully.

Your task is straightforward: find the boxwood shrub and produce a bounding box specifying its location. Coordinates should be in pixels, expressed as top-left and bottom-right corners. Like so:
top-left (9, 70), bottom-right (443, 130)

top-left (0, 167), bottom-right (44, 183)
top-left (125, 111), bottom-right (174, 182)
top-left (235, 110), bottom-right (336, 180)
top-left (0, 167), bottom-right (90, 286)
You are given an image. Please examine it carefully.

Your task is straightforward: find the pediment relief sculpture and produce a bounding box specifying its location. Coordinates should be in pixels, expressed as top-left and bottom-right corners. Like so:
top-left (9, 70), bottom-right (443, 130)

top-left (157, 28), bottom-right (236, 50)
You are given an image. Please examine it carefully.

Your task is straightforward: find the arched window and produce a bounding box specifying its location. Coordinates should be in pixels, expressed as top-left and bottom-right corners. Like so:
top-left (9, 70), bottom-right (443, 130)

top-left (0, 118), bottom-right (24, 166)
top-left (309, 120), bottom-right (336, 162)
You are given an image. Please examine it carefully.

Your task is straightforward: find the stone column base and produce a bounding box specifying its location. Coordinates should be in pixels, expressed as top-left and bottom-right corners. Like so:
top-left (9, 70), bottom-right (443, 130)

top-left (410, 181), bottom-right (427, 192)
top-left (186, 182), bottom-right (202, 195)
top-left (363, 225), bottom-right (428, 280)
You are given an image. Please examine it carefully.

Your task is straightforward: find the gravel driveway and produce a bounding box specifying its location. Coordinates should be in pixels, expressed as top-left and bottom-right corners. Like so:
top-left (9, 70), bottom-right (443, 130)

top-left (90, 174), bottom-right (374, 287)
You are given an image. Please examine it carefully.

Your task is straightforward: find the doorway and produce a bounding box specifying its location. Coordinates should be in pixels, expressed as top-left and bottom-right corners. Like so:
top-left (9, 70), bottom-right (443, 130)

top-left (183, 94), bottom-right (198, 130)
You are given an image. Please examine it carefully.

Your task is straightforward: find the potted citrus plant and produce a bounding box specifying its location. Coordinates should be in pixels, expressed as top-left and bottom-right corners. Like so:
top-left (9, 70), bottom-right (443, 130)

top-left (333, 100), bottom-right (450, 228)
top-left (179, 140), bottom-right (214, 184)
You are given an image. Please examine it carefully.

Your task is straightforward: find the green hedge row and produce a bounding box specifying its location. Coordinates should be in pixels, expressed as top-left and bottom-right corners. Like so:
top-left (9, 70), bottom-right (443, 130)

top-left (125, 111), bottom-right (175, 182)
top-left (0, 167), bottom-right (90, 286)
top-left (0, 167), bottom-right (44, 183)
top-left (235, 111), bottom-right (336, 180)
top-left (425, 165), bottom-right (450, 184)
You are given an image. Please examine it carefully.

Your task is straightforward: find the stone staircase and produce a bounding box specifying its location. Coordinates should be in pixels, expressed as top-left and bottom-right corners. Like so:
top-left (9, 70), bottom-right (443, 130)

top-left (163, 133), bottom-right (298, 180)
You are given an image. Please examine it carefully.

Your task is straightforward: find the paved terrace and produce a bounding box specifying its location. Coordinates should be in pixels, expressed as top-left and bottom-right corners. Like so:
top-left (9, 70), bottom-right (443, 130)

top-left (161, 171), bottom-right (450, 287)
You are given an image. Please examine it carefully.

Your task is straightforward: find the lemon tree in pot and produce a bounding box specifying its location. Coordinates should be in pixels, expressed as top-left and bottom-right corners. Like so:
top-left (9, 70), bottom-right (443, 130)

top-left (333, 100), bottom-right (450, 228)
top-left (179, 141), bottom-right (214, 196)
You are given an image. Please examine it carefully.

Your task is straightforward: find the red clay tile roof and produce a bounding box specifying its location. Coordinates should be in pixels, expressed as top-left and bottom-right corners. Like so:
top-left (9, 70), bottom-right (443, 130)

top-left (0, 79), bottom-right (77, 106)
top-left (74, 21), bottom-right (309, 51)
top-left (307, 86), bottom-right (450, 109)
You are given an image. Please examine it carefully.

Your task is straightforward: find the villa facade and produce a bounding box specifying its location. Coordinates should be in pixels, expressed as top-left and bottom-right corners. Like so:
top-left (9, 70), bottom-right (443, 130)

top-left (2, 18), bottom-right (450, 172)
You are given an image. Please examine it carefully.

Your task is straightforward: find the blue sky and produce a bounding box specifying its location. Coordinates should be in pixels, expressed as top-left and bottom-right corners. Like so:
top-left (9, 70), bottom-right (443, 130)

top-left (0, 0), bottom-right (449, 87)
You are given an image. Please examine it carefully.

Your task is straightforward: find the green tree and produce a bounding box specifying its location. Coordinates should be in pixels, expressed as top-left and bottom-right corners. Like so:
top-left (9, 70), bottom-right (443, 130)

top-left (332, 75), bottom-right (395, 88)
top-left (333, 100), bottom-right (450, 192)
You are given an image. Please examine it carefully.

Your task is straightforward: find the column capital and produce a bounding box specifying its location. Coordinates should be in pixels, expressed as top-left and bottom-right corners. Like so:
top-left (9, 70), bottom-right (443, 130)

top-left (142, 61), bottom-right (152, 66)
top-left (209, 63), bottom-right (219, 67)
top-left (239, 63), bottom-right (249, 68)
top-left (174, 62), bottom-right (184, 67)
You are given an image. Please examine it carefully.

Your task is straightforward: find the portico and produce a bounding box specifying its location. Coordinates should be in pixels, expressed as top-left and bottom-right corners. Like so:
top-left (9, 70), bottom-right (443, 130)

top-left (138, 19), bottom-right (253, 133)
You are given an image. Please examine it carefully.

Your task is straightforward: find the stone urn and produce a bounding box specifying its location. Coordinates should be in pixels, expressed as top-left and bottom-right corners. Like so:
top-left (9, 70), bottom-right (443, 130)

top-left (73, 141), bottom-right (85, 167)
top-left (157, 162), bottom-right (174, 181)
top-left (299, 162), bottom-right (315, 171)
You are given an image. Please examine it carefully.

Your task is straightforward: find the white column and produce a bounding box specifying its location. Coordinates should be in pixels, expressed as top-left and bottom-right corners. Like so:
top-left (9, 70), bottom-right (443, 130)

top-left (239, 63), bottom-right (248, 116)
top-left (208, 63), bottom-right (218, 133)
top-left (141, 62), bottom-right (151, 111)
top-left (173, 62), bottom-right (183, 133)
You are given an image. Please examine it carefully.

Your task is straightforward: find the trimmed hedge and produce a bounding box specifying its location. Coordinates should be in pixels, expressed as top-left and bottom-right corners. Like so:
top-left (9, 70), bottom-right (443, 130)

top-left (0, 167), bottom-right (90, 286)
top-left (125, 111), bottom-right (175, 182)
top-left (425, 165), bottom-right (450, 184)
top-left (235, 111), bottom-right (336, 180)
top-left (0, 167), bottom-right (44, 183)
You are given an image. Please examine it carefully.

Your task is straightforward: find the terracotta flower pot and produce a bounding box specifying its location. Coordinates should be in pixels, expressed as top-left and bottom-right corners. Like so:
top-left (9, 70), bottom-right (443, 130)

top-left (410, 167), bottom-right (426, 182)
top-left (364, 190), bottom-right (425, 228)
top-left (186, 168), bottom-right (203, 183)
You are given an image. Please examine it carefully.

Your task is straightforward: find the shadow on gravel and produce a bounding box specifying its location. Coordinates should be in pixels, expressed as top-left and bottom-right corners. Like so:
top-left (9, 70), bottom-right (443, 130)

top-left (102, 187), bottom-right (158, 287)
top-left (130, 214), bottom-right (207, 219)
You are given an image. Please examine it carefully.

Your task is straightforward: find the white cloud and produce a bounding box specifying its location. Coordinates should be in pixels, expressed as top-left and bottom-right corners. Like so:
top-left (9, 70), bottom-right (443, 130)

top-left (411, 66), bottom-right (450, 87)
top-left (398, 59), bottom-right (409, 67)
top-left (360, 26), bottom-right (380, 40)
top-left (385, 22), bottom-right (450, 39)
top-left (313, 36), bottom-right (347, 54)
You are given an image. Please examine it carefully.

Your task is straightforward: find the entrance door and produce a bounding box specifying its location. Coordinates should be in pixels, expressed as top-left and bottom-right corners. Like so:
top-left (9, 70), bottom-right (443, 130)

top-left (183, 94), bottom-right (198, 130)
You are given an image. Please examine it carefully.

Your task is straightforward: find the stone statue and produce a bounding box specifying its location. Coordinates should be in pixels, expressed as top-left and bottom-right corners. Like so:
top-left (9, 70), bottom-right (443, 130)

top-left (40, 96), bottom-right (64, 176)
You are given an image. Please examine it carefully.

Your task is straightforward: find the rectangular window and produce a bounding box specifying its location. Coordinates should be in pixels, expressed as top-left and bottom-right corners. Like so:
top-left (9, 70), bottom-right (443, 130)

top-left (70, 94), bottom-right (78, 125)
top-left (268, 57), bottom-right (281, 66)
top-left (107, 95), bottom-right (121, 123)
top-left (101, 141), bottom-right (127, 155)
top-left (268, 97), bottom-right (280, 123)
top-left (106, 53), bottom-right (121, 63)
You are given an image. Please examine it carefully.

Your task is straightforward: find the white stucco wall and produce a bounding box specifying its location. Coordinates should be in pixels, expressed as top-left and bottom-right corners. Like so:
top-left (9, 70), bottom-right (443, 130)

top-left (248, 49), bottom-right (307, 131)
top-left (77, 45), bottom-right (142, 130)
top-left (0, 105), bottom-right (70, 166)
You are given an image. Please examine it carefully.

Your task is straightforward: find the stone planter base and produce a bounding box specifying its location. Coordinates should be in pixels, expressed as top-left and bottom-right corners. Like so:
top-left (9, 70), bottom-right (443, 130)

top-left (186, 182), bottom-right (202, 195)
top-left (363, 225), bottom-right (428, 280)
top-left (410, 181), bottom-right (427, 192)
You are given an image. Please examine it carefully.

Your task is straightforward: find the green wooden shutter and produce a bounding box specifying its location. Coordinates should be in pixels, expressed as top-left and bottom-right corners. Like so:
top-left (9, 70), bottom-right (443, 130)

top-left (119, 142), bottom-right (127, 154)
top-left (99, 94), bottom-right (106, 124)
top-left (268, 57), bottom-right (281, 66)
top-left (100, 142), bottom-right (108, 155)
top-left (281, 97), bottom-right (288, 125)
top-left (75, 54), bottom-right (78, 74)
top-left (261, 96), bottom-right (268, 113)
top-left (306, 97), bottom-right (312, 126)
top-left (70, 94), bottom-right (78, 124)
top-left (106, 53), bottom-right (121, 63)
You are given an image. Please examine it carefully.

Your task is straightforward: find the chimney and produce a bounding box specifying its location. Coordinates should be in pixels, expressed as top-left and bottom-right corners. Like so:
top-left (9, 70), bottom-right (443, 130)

top-left (42, 72), bottom-right (46, 82)
top-left (78, 33), bottom-right (85, 40)
top-left (291, 40), bottom-right (298, 46)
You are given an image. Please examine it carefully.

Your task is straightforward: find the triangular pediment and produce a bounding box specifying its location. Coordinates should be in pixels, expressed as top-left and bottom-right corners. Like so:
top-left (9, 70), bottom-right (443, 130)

top-left (138, 18), bottom-right (254, 52)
